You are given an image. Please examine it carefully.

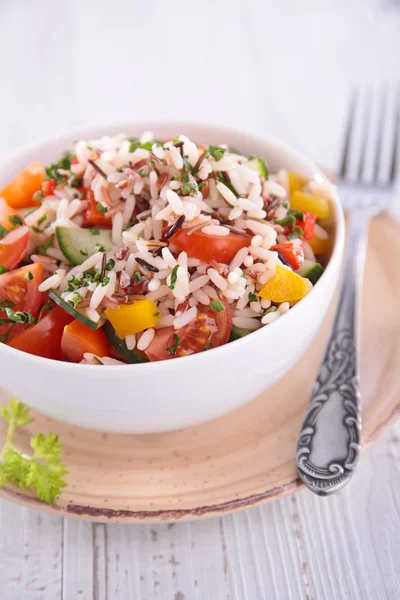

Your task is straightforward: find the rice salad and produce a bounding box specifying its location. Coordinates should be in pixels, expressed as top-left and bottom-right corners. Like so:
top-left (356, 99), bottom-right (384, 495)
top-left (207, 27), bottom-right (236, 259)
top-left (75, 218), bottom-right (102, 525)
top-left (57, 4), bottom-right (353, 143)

top-left (0, 133), bottom-right (336, 364)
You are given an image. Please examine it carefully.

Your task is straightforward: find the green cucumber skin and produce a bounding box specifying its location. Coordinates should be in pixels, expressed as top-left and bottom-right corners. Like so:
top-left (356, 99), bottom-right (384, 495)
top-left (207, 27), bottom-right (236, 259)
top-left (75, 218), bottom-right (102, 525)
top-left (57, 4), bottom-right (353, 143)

top-left (297, 260), bottom-right (324, 285)
top-left (103, 322), bottom-right (149, 364)
top-left (56, 227), bottom-right (113, 266)
top-left (48, 289), bottom-right (100, 330)
top-left (229, 325), bottom-right (252, 342)
top-left (246, 158), bottom-right (269, 179)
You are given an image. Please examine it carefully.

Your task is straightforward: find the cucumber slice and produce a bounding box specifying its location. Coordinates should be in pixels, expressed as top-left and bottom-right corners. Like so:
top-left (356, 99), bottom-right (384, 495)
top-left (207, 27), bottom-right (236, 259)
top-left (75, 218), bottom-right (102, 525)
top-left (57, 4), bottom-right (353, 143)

top-left (56, 227), bottom-right (113, 266)
top-left (229, 325), bottom-right (252, 342)
top-left (297, 259), bottom-right (324, 285)
top-left (103, 322), bottom-right (149, 364)
top-left (48, 289), bottom-right (100, 330)
top-left (246, 157), bottom-right (269, 179)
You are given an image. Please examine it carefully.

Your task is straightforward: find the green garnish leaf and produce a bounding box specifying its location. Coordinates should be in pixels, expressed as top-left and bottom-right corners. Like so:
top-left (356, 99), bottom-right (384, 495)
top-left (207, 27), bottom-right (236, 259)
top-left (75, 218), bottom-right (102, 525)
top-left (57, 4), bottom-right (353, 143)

top-left (274, 214), bottom-right (296, 229)
top-left (172, 174), bottom-right (180, 181)
top-left (96, 203), bottom-right (108, 213)
top-left (198, 181), bottom-right (206, 191)
top-left (204, 343), bottom-right (213, 351)
top-left (287, 226), bottom-right (304, 241)
top-left (248, 292), bottom-right (258, 303)
top-left (167, 333), bottom-right (181, 356)
top-left (0, 298), bottom-right (15, 309)
top-left (288, 209), bottom-right (305, 221)
top-left (183, 171), bottom-right (190, 183)
top-left (169, 265), bottom-right (179, 290)
top-left (94, 243), bottom-right (106, 253)
top-left (0, 399), bottom-right (68, 504)
top-left (183, 157), bottom-right (196, 175)
top-left (4, 308), bottom-right (36, 324)
top-left (106, 258), bottom-right (115, 271)
top-left (216, 172), bottom-right (238, 197)
top-left (210, 299), bottom-right (225, 312)
top-left (128, 138), bottom-right (154, 152)
top-left (8, 215), bottom-right (23, 227)
top-left (138, 169), bottom-right (149, 177)
top-left (90, 229), bottom-right (100, 235)
top-left (0, 265), bottom-right (9, 275)
top-left (181, 183), bottom-right (197, 196)
top-left (153, 311), bottom-right (160, 317)
top-left (0, 225), bottom-right (8, 240)
top-left (79, 249), bottom-right (88, 257)
top-left (67, 292), bottom-right (82, 308)
top-left (24, 271), bottom-right (33, 282)
top-left (101, 276), bottom-right (110, 287)
top-left (133, 271), bottom-right (142, 282)
top-left (45, 151), bottom-right (73, 184)
top-left (37, 213), bottom-right (47, 226)
top-left (262, 306), bottom-right (277, 316)
top-left (208, 145), bottom-right (226, 161)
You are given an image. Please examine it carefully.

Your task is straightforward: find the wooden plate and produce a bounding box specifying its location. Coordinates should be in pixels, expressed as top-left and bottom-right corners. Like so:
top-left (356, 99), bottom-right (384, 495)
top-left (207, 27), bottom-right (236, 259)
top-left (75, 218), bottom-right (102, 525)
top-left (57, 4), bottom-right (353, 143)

top-left (0, 212), bottom-right (399, 523)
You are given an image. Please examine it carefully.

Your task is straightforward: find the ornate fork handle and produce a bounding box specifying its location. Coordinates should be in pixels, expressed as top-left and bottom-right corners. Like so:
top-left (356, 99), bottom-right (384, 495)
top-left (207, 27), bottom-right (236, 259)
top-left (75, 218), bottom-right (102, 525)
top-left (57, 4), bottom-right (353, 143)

top-left (296, 212), bottom-right (370, 495)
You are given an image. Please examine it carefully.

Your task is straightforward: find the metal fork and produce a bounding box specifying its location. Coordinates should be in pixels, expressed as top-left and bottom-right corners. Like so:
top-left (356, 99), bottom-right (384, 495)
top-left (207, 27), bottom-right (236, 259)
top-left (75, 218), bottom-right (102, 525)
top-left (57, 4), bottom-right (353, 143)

top-left (296, 86), bottom-right (399, 496)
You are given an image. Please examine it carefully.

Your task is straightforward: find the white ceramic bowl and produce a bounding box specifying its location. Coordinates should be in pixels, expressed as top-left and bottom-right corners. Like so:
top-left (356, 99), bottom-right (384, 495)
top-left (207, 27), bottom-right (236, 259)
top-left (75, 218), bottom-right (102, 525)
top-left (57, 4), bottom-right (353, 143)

top-left (0, 123), bottom-right (344, 433)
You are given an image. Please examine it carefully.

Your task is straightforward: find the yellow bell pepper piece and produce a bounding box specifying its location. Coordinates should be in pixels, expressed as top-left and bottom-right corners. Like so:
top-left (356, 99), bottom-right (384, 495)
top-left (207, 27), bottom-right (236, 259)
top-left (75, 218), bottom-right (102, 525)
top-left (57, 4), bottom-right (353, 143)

top-left (290, 191), bottom-right (330, 219)
top-left (105, 299), bottom-right (160, 337)
top-left (309, 236), bottom-right (331, 255)
top-left (287, 171), bottom-right (306, 196)
top-left (258, 265), bottom-right (313, 303)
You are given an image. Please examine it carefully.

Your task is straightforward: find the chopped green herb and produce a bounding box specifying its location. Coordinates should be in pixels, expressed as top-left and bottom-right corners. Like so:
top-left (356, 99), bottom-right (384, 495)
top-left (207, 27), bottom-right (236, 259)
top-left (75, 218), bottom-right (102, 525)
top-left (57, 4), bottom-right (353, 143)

top-left (106, 258), bottom-right (115, 271)
top-left (101, 276), bottom-right (110, 287)
top-left (172, 137), bottom-right (180, 144)
top-left (24, 271), bottom-right (33, 282)
top-left (8, 215), bottom-right (23, 227)
top-left (287, 226), bottom-right (304, 241)
top-left (127, 219), bottom-right (138, 228)
top-left (133, 271), bottom-right (142, 283)
top-left (210, 299), bottom-right (225, 312)
top-left (68, 175), bottom-right (83, 188)
top-left (282, 200), bottom-right (289, 209)
top-left (241, 273), bottom-right (248, 279)
top-left (96, 203), bottom-right (108, 213)
top-left (198, 181), bottom-right (206, 191)
top-left (208, 145), bottom-right (226, 161)
top-left (216, 172), bottom-right (238, 196)
top-left (90, 229), bottom-right (100, 235)
top-left (288, 209), bottom-right (304, 221)
top-left (248, 292), bottom-right (258, 303)
top-left (183, 171), bottom-right (190, 183)
top-left (0, 298), bottom-right (15, 309)
top-left (153, 312), bottom-right (160, 317)
top-left (167, 333), bottom-right (181, 356)
top-left (73, 192), bottom-right (81, 199)
top-left (0, 225), bottom-right (8, 240)
top-left (128, 138), bottom-right (154, 152)
top-left (67, 292), bottom-right (82, 308)
top-left (38, 301), bottom-right (54, 320)
top-left (94, 243), bottom-right (106, 253)
top-left (0, 398), bottom-right (68, 504)
top-left (0, 266), bottom-right (9, 275)
top-left (274, 214), bottom-right (296, 230)
top-left (37, 213), bottom-right (47, 226)
top-left (45, 151), bottom-right (73, 184)
top-left (183, 157), bottom-right (196, 175)
top-left (3, 308), bottom-right (36, 324)
top-left (79, 249), bottom-right (88, 257)
top-left (172, 174), bottom-right (180, 181)
top-left (169, 265), bottom-right (179, 290)
top-left (138, 169), bottom-right (149, 177)
top-left (262, 306), bottom-right (277, 316)
top-left (204, 343), bottom-right (213, 351)
top-left (181, 183), bottom-right (197, 196)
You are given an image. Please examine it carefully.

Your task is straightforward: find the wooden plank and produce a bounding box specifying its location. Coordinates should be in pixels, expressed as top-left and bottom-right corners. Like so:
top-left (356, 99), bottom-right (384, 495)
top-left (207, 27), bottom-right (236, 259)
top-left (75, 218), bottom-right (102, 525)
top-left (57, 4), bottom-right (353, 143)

top-left (62, 520), bottom-right (94, 600)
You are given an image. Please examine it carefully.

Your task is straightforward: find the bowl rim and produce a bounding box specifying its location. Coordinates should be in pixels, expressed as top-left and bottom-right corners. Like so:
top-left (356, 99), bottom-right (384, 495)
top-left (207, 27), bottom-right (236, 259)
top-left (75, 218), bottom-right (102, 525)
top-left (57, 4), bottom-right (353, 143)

top-left (0, 120), bottom-right (345, 373)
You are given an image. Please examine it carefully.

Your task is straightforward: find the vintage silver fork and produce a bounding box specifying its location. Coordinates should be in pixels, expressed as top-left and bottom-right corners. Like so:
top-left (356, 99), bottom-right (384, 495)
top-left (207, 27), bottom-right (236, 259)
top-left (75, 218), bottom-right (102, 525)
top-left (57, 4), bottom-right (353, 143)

top-left (296, 86), bottom-right (399, 495)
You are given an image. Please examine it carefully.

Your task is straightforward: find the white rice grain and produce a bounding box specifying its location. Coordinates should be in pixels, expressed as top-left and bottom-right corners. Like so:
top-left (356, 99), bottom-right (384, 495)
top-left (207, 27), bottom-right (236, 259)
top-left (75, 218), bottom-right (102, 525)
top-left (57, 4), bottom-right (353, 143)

top-left (166, 190), bottom-right (183, 214)
top-left (125, 334), bottom-right (136, 350)
top-left (85, 307), bottom-right (101, 323)
top-left (112, 211), bottom-right (123, 245)
top-left (261, 311), bottom-right (281, 325)
top-left (216, 182), bottom-right (238, 207)
top-left (207, 268), bottom-right (227, 291)
top-left (278, 302), bottom-right (290, 315)
top-left (137, 328), bottom-right (155, 351)
top-left (192, 288), bottom-right (210, 305)
top-left (90, 283), bottom-right (109, 310)
top-left (38, 269), bottom-right (65, 292)
top-left (230, 246), bottom-right (249, 270)
top-left (232, 317), bottom-right (262, 330)
top-left (173, 306), bottom-right (197, 329)
top-left (169, 145), bottom-right (183, 169)
top-left (202, 225), bottom-right (230, 236)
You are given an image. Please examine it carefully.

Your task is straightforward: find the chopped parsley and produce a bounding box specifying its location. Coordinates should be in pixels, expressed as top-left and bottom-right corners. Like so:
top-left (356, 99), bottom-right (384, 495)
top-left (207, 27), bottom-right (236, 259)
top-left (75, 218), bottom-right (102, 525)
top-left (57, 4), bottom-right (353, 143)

top-left (288, 209), bottom-right (305, 221)
top-left (45, 151), bottom-right (73, 184)
top-left (172, 174), bottom-right (180, 181)
top-left (0, 225), bottom-right (8, 240)
top-left (68, 175), bottom-right (83, 188)
top-left (262, 306), bottom-right (277, 316)
top-left (128, 138), bottom-right (154, 152)
top-left (198, 181), bottom-right (206, 191)
top-left (24, 271), bottom-right (33, 282)
top-left (248, 292), bottom-right (258, 303)
top-left (133, 271), bottom-right (142, 282)
top-left (208, 145), bottom-right (226, 161)
top-left (101, 276), bottom-right (110, 287)
top-left (138, 169), bottom-right (149, 177)
top-left (183, 171), bottom-right (190, 183)
top-left (96, 203), bottom-right (108, 213)
top-left (67, 292), bottom-right (82, 308)
top-left (204, 343), bottom-right (213, 351)
top-left (2, 309), bottom-right (36, 324)
top-left (169, 265), bottom-right (179, 290)
top-left (274, 214), bottom-right (296, 228)
top-left (79, 249), bottom-right (88, 257)
top-left (153, 311), bottom-right (160, 317)
top-left (38, 300), bottom-right (55, 320)
top-left (37, 213), bottom-right (47, 226)
top-left (105, 259), bottom-right (115, 271)
top-left (8, 215), bottom-right (23, 227)
top-left (0, 298), bottom-right (15, 309)
top-left (0, 266), bottom-right (9, 275)
top-left (287, 226), bottom-right (304, 241)
top-left (216, 172), bottom-right (238, 196)
top-left (167, 333), bottom-right (180, 356)
top-left (94, 243), bottom-right (106, 253)
top-left (183, 156), bottom-right (196, 175)
top-left (181, 183), bottom-right (197, 196)
top-left (90, 229), bottom-right (100, 235)
top-left (210, 299), bottom-right (225, 312)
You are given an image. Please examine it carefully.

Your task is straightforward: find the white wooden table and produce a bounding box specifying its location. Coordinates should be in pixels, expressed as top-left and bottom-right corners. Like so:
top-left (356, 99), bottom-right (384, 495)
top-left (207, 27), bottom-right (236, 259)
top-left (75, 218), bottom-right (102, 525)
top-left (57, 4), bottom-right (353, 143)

top-left (1, 1), bottom-right (400, 598)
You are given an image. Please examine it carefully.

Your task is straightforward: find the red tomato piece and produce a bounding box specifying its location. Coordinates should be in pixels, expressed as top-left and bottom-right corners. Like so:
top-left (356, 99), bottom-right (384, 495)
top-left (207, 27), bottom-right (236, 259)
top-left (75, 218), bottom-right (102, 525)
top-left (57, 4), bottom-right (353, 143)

top-left (0, 198), bottom-right (30, 270)
top-left (83, 189), bottom-right (112, 228)
top-left (61, 319), bottom-right (108, 363)
top-left (271, 239), bottom-right (305, 270)
top-left (9, 305), bottom-right (74, 360)
top-left (0, 264), bottom-right (44, 342)
top-left (0, 162), bottom-right (44, 209)
top-left (145, 298), bottom-right (232, 362)
top-left (170, 229), bottom-right (249, 264)
top-left (42, 179), bottom-right (57, 197)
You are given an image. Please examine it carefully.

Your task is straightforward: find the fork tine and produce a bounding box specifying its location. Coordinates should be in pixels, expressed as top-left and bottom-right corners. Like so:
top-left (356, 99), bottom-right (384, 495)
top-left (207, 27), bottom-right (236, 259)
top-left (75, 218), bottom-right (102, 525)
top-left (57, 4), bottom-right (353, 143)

top-left (373, 85), bottom-right (388, 182)
top-left (389, 89), bottom-right (400, 183)
top-left (339, 87), bottom-right (358, 180)
top-left (357, 87), bottom-right (372, 181)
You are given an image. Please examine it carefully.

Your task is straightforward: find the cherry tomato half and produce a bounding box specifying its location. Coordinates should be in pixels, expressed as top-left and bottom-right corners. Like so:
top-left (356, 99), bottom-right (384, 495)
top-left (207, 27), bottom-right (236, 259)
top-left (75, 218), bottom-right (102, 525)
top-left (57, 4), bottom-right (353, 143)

top-left (61, 319), bottom-right (108, 363)
top-left (145, 298), bottom-right (232, 362)
top-left (0, 162), bottom-right (44, 209)
top-left (9, 305), bottom-right (73, 360)
top-left (170, 229), bottom-right (249, 264)
top-left (83, 189), bottom-right (112, 228)
top-left (0, 263), bottom-right (44, 342)
top-left (0, 199), bottom-right (30, 270)
top-left (271, 239), bottom-right (304, 270)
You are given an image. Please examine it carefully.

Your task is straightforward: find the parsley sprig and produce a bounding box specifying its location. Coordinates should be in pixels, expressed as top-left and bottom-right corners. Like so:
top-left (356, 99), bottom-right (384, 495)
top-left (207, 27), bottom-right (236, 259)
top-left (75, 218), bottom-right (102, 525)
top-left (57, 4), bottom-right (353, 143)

top-left (0, 399), bottom-right (68, 504)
